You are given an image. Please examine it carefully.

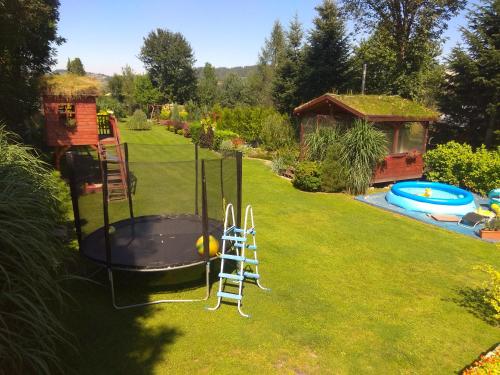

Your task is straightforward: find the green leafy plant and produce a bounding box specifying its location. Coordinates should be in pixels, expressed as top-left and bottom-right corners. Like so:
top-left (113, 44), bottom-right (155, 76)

top-left (484, 217), bottom-right (500, 231)
top-left (176, 129), bottom-right (184, 135)
top-left (127, 109), bottom-right (151, 131)
top-left (214, 129), bottom-right (239, 151)
top-left (219, 139), bottom-right (235, 156)
top-left (217, 105), bottom-right (278, 143)
top-left (0, 127), bottom-right (73, 374)
top-left (189, 121), bottom-right (202, 144)
top-left (339, 119), bottom-right (388, 195)
top-left (179, 109), bottom-right (188, 121)
top-left (171, 103), bottom-right (181, 122)
top-left (474, 264), bottom-right (500, 321)
top-left (96, 96), bottom-right (126, 118)
top-left (160, 106), bottom-right (171, 120)
top-left (320, 145), bottom-right (347, 192)
top-left (304, 127), bottom-right (341, 161)
top-left (293, 161), bottom-right (322, 192)
top-left (271, 147), bottom-right (299, 175)
top-left (260, 113), bottom-right (295, 151)
top-left (424, 142), bottom-right (500, 196)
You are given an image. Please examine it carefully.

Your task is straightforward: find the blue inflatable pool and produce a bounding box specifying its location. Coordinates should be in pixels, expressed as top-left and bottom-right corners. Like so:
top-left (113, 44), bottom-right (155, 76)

top-left (386, 181), bottom-right (476, 215)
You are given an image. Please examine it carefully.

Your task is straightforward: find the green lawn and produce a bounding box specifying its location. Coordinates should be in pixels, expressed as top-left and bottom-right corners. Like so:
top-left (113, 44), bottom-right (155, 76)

top-left (63, 123), bottom-right (499, 374)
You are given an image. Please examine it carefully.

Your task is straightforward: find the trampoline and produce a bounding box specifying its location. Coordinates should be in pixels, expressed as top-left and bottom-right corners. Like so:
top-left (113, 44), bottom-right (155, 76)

top-left (67, 143), bottom-right (242, 309)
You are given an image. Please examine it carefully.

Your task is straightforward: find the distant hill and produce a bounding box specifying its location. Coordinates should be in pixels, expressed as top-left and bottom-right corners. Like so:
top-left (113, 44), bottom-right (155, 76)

top-left (52, 69), bottom-right (110, 83)
top-left (52, 66), bottom-right (258, 84)
top-left (195, 65), bottom-right (258, 81)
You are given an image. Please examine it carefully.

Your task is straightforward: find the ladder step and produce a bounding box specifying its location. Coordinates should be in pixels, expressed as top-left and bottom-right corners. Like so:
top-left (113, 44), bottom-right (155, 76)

top-left (233, 243), bottom-right (245, 248)
top-left (220, 254), bottom-right (245, 262)
top-left (218, 272), bottom-right (244, 281)
top-left (243, 272), bottom-right (260, 279)
top-left (246, 245), bottom-right (257, 250)
top-left (233, 227), bottom-right (256, 235)
top-left (217, 291), bottom-right (242, 301)
top-left (245, 258), bottom-right (258, 265)
top-left (221, 235), bottom-right (247, 242)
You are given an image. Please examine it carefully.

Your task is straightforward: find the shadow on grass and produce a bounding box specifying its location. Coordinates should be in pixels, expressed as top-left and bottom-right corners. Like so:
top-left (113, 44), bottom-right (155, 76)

top-left (59, 259), bottom-right (222, 374)
top-left (450, 287), bottom-right (498, 326)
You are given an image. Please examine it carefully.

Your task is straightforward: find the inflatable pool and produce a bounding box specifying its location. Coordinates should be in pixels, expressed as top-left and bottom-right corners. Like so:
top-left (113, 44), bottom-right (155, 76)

top-left (386, 181), bottom-right (476, 215)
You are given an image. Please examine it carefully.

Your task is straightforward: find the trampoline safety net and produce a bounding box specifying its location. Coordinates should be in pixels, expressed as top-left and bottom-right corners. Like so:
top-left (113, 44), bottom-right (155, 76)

top-left (67, 143), bottom-right (242, 271)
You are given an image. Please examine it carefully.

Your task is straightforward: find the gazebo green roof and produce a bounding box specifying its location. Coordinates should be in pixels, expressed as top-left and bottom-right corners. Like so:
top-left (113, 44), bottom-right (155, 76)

top-left (293, 94), bottom-right (439, 122)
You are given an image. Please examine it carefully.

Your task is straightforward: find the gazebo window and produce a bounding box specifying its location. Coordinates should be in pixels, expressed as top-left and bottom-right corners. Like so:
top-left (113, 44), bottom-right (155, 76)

top-left (374, 124), bottom-right (395, 153)
top-left (395, 122), bottom-right (425, 153)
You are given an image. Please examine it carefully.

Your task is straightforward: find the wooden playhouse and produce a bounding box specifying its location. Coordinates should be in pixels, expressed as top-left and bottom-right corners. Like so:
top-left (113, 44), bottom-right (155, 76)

top-left (293, 94), bottom-right (439, 183)
top-left (42, 74), bottom-right (127, 199)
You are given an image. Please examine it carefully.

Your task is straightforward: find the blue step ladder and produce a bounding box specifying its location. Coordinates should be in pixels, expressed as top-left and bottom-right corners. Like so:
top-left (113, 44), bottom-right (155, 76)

top-left (207, 203), bottom-right (269, 317)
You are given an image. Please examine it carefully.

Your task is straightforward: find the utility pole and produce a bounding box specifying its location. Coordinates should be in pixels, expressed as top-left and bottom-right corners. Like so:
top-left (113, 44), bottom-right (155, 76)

top-left (361, 63), bottom-right (367, 95)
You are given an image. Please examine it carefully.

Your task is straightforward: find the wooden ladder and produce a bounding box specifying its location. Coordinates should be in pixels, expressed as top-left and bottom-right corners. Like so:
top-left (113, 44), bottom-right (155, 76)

top-left (98, 116), bottom-right (128, 201)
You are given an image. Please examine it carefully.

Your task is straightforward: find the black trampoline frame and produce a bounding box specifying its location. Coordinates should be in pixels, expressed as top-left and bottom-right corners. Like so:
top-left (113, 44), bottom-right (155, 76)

top-left (66, 143), bottom-right (242, 309)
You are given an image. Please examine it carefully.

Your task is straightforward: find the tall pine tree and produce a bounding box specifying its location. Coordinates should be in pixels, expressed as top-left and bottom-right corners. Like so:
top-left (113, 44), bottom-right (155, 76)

top-left (272, 14), bottom-right (304, 114)
top-left (300, 0), bottom-right (351, 101)
top-left (248, 20), bottom-right (286, 106)
top-left (439, 0), bottom-right (500, 147)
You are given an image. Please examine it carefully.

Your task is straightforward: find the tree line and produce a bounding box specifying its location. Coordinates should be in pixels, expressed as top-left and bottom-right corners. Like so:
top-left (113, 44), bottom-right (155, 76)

top-left (0, 0), bottom-right (498, 147)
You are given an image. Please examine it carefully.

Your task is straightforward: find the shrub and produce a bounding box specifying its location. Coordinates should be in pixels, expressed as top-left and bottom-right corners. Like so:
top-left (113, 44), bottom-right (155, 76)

top-left (189, 121), bottom-right (202, 144)
top-left (339, 119), bottom-right (388, 195)
top-left (245, 147), bottom-right (272, 160)
top-left (0, 127), bottom-right (73, 373)
top-left (171, 103), bottom-right (180, 122)
top-left (484, 217), bottom-right (500, 231)
top-left (293, 161), bottom-right (322, 192)
top-left (219, 139), bottom-right (234, 156)
top-left (200, 124), bottom-right (214, 148)
top-left (159, 106), bottom-right (171, 120)
top-left (214, 129), bottom-right (239, 151)
top-left (218, 105), bottom-right (277, 143)
top-left (304, 127), bottom-right (341, 162)
top-left (271, 147), bottom-right (299, 175)
top-left (260, 113), bottom-right (295, 151)
top-left (320, 145), bottom-right (347, 193)
top-left (179, 109), bottom-right (188, 121)
top-left (96, 96), bottom-right (126, 118)
top-left (474, 265), bottom-right (500, 321)
top-left (424, 142), bottom-right (500, 196)
top-left (176, 129), bottom-right (184, 135)
top-left (127, 109), bottom-right (151, 130)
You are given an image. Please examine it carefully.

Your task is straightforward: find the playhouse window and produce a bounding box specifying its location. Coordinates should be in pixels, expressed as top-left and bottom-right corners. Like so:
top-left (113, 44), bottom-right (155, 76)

top-left (396, 122), bottom-right (425, 153)
top-left (58, 103), bottom-right (76, 127)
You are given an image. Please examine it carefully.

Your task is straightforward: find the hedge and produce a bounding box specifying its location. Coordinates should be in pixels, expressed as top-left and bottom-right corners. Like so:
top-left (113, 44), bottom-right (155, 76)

top-left (424, 141), bottom-right (500, 196)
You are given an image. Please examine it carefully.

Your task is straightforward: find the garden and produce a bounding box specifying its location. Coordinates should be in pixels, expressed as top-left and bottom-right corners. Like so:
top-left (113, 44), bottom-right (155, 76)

top-left (1, 0), bottom-right (500, 373)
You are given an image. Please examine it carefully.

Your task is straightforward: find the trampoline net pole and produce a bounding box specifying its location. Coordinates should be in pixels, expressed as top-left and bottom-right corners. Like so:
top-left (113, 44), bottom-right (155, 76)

top-left (66, 151), bottom-right (82, 248)
top-left (123, 142), bottom-right (134, 220)
top-left (195, 143), bottom-right (199, 216)
top-left (236, 151), bottom-right (243, 228)
top-left (201, 160), bottom-right (210, 262)
top-left (101, 159), bottom-right (112, 268)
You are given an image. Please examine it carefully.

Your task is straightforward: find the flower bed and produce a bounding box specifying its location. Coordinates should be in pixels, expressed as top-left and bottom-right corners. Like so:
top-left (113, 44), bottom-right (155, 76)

top-left (462, 344), bottom-right (500, 374)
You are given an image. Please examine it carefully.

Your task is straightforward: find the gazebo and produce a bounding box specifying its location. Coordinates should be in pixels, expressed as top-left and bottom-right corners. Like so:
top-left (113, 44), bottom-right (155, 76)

top-left (293, 94), bottom-right (439, 183)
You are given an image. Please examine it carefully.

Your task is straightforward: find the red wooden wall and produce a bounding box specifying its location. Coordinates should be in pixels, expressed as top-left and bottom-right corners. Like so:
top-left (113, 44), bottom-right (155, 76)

top-left (43, 95), bottom-right (98, 146)
top-left (373, 153), bottom-right (424, 183)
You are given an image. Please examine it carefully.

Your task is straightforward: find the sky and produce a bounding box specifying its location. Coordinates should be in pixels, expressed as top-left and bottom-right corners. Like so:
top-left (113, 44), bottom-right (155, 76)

top-left (54, 0), bottom-right (476, 76)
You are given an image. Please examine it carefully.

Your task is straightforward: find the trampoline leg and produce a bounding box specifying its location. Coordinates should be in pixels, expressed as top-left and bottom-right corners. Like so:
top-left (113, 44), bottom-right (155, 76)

top-left (108, 265), bottom-right (212, 310)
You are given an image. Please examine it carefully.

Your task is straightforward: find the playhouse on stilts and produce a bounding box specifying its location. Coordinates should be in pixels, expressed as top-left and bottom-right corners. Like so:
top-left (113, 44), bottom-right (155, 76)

top-left (42, 73), bottom-right (127, 200)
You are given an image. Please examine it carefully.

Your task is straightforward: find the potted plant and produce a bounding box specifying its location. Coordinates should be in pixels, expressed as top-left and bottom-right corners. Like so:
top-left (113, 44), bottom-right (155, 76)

top-left (480, 217), bottom-right (500, 240)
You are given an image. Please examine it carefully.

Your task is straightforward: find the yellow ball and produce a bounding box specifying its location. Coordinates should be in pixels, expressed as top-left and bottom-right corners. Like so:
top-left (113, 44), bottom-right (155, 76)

top-left (196, 235), bottom-right (219, 257)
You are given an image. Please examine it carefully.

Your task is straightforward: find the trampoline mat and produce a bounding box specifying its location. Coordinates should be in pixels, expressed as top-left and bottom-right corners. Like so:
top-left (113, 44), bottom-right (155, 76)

top-left (81, 215), bottom-right (223, 270)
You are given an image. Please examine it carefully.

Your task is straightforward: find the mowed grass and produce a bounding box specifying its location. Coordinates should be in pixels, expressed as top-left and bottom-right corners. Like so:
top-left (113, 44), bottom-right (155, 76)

top-left (62, 123), bottom-right (500, 374)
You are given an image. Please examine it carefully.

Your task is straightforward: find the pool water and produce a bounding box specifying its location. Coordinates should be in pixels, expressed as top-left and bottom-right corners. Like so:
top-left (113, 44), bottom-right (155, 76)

top-left (399, 187), bottom-right (463, 200)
